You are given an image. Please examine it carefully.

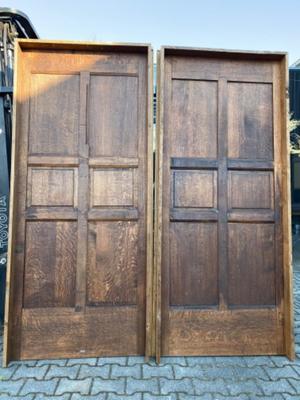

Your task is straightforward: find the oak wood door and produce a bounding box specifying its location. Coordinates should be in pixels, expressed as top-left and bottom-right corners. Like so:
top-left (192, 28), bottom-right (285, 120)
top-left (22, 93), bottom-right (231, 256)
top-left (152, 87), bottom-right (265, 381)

top-left (155, 47), bottom-right (293, 359)
top-left (4, 40), bottom-right (153, 364)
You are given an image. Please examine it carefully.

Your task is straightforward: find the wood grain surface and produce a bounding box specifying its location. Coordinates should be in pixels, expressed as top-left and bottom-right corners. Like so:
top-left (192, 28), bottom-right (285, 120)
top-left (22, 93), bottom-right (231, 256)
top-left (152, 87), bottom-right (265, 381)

top-left (4, 40), bottom-right (153, 364)
top-left (155, 47), bottom-right (293, 358)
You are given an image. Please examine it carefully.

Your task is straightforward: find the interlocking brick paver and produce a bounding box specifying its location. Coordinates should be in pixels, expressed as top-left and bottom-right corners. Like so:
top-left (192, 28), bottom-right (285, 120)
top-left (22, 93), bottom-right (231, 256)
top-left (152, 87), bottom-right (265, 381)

top-left (263, 365), bottom-right (299, 380)
top-left (288, 378), bottom-right (300, 392)
top-left (55, 378), bottom-right (91, 395)
top-left (161, 357), bottom-right (187, 366)
top-left (257, 378), bottom-right (296, 395)
top-left (208, 395), bottom-right (250, 400)
top-left (173, 365), bottom-right (206, 379)
top-left (126, 377), bottom-right (159, 394)
top-left (234, 366), bottom-right (269, 380)
top-left (177, 395), bottom-right (212, 400)
top-left (143, 364), bottom-right (173, 378)
top-left (290, 363), bottom-right (300, 377)
top-left (67, 358), bottom-right (97, 366)
top-left (0, 395), bottom-right (34, 400)
top-left (0, 363), bottom-right (18, 380)
top-left (226, 379), bottom-right (263, 396)
top-left (256, 395), bottom-right (285, 400)
top-left (11, 365), bottom-right (48, 380)
top-left (35, 395), bottom-right (71, 400)
top-left (91, 377), bottom-right (126, 395)
top-left (45, 365), bottom-right (80, 379)
top-left (244, 356), bottom-right (274, 368)
top-left (295, 356), bottom-right (300, 365)
top-left (214, 356), bottom-right (247, 367)
top-left (78, 364), bottom-right (110, 379)
top-left (160, 378), bottom-right (194, 395)
top-left (186, 356), bottom-right (215, 366)
top-left (19, 378), bottom-right (58, 395)
top-left (144, 395), bottom-right (176, 400)
top-left (98, 357), bottom-right (127, 366)
top-left (127, 356), bottom-right (147, 366)
top-left (193, 378), bottom-right (229, 395)
top-left (203, 365), bottom-right (236, 379)
top-left (9, 360), bottom-right (37, 367)
top-left (0, 379), bottom-right (25, 396)
top-left (107, 394), bottom-right (143, 400)
top-left (283, 394), bottom-right (300, 399)
top-left (71, 394), bottom-right (106, 400)
top-left (36, 359), bottom-right (67, 367)
top-left (111, 364), bottom-right (141, 379)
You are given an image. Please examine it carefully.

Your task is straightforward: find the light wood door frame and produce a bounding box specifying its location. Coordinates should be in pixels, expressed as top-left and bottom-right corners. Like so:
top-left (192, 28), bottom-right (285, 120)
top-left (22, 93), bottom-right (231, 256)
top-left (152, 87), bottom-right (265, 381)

top-left (154, 46), bottom-right (293, 362)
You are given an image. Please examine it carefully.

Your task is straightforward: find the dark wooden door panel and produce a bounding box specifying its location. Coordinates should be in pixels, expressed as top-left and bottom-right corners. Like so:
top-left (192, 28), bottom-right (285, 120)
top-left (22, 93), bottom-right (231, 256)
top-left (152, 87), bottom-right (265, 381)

top-left (87, 221), bottom-right (139, 306)
top-left (155, 47), bottom-right (293, 359)
top-left (23, 221), bottom-right (77, 309)
top-left (170, 79), bottom-right (218, 158)
top-left (4, 41), bottom-right (153, 364)
top-left (227, 81), bottom-right (273, 159)
top-left (227, 223), bottom-right (276, 307)
top-left (88, 74), bottom-right (138, 157)
top-left (28, 73), bottom-right (80, 155)
top-left (169, 222), bottom-right (218, 307)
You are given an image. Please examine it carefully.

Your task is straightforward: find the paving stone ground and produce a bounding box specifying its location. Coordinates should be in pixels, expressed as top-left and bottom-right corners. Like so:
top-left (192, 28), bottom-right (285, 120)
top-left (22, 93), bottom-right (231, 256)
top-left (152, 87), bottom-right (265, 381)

top-left (1, 236), bottom-right (300, 399)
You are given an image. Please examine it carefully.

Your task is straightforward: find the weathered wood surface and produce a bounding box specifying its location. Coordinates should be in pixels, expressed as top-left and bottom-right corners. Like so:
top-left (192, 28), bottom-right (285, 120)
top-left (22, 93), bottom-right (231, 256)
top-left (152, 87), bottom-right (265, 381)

top-left (155, 47), bottom-right (293, 359)
top-left (4, 41), bottom-right (292, 364)
top-left (4, 40), bottom-right (153, 364)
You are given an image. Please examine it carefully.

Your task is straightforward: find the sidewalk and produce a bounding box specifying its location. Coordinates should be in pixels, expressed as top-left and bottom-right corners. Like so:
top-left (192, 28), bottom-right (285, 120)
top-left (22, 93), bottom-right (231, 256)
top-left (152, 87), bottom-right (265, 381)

top-left (0, 238), bottom-right (300, 400)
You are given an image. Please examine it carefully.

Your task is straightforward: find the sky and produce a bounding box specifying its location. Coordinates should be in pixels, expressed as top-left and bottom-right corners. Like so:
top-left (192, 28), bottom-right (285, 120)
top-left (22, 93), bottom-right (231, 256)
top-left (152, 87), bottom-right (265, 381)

top-left (4, 0), bottom-right (300, 65)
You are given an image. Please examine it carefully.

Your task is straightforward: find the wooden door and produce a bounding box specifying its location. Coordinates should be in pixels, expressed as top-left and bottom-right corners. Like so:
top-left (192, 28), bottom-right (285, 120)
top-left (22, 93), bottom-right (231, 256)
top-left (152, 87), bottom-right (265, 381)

top-left (155, 47), bottom-right (293, 359)
top-left (4, 40), bottom-right (154, 364)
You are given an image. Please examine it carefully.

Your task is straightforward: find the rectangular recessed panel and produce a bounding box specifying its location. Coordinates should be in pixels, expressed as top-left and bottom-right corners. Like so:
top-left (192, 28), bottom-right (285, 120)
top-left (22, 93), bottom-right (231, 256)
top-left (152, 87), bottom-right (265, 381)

top-left (28, 168), bottom-right (75, 207)
top-left (173, 170), bottom-right (217, 208)
top-left (170, 222), bottom-right (218, 306)
top-left (29, 74), bottom-right (79, 155)
top-left (228, 171), bottom-right (274, 209)
top-left (24, 221), bottom-right (77, 308)
top-left (89, 75), bottom-right (138, 157)
top-left (91, 169), bottom-right (134, 207)
top-left (87, 222), bottom-right (138, 305)
top-left (228, 82), bottom-right (273, 160)
top-left (21, 307), bottom-right (140, 359)
top-left (228, 223), bottom-right (276, 307)
top-left (170, 80), bottom-right (218, 158)
top-left (167, 308), bottom-right (282, 355)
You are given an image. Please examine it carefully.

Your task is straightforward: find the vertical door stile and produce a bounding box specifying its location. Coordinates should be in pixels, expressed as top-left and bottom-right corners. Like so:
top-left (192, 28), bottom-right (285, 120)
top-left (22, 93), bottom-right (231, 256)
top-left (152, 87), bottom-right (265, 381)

top-left (217, 77), bottom-right (228, 311)
top-left (278, 57), bottom-right (295, 359)
top-left (145, 46), bottom-right (154, 359)
top-left (155, 49), bottom-right (163, 363)
top-left (273, 62), bottom-right (285, 354)
top-left (162, 56), bottom-right (173, 358)
top-left (75, 71), bottom-right (90, 312)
